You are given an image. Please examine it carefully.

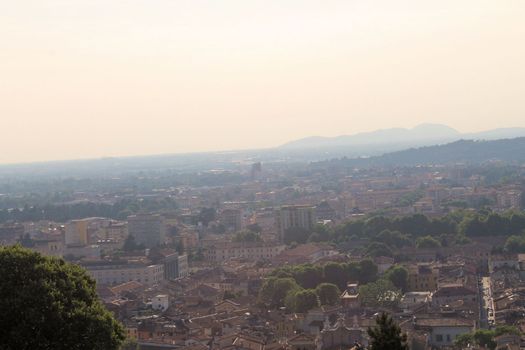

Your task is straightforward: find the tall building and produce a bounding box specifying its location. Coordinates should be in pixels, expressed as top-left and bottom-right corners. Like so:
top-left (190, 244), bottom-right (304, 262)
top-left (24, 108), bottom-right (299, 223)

top-left (219, 208), bottom-right (243, 232)
top-left (65, 219), bottom-right (89, 246)
top-left (127, 214), bottom-right (165, 248)
top-left (275, 205), bottom-right (316, 242)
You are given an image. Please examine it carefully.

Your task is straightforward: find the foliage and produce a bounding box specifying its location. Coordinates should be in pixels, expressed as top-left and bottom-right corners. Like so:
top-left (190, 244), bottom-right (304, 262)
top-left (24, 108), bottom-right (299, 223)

top-left (269, 260), bottom-right (378, 292)
top-left (415, 235), bottom-right (441, 249)
top-left (258, 277), bottom-right (302, 308)
top-left (315, 283), bottom-right (341, 306)
top-left (123, 234), bottom-right (145, 251)
top-left (293, 264), bottom-right (323, 289)
top-left (454, 326), bottom-right (521, 350)
top-left (366, 242), bottom-right (393, 258)
top-left (504, 235), bottom-right (525, 253)
top-left (285, 289), bottom-right (319, 313)
top-left (0, 245), bottom-right (125, 349)
top-left (385, 265), bottom-right (408, 292)
top-left (233, 229), bottom-right (262, 243)
top-left (374, 230), bottom-right (412, 248)
top-left (367, 312), bottom-right (409, 350)
top-left (359, 279), bottom-right (401, 308)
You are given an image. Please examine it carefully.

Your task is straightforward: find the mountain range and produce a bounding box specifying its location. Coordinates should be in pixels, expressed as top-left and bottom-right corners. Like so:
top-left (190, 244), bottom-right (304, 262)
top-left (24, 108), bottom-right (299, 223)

top-left (280, 124), bottom-right (525, 152)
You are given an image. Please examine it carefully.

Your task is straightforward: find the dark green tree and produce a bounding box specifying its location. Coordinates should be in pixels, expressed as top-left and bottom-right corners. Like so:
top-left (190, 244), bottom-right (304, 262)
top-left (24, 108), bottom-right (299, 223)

top-left (367, 312), bottom-right (409, 350)
top-left (415, 235), bottom-right (441, 249)
top-left (385, 265), bottom-right (409, 292)
top-left (258, 277), bottom-right (302, 308)
top-left (323, 262), bottom-right (348, 290)
top-left (286, 289), bottom-right (319, 313)
top-left (358, 259), bottom-right (379, 284)
top-left (233, 229), bottom-right (262, 243)
top-left (315, 283), bottom-right (340, 306)
top-left (294, 264), bottom-right (323, 289)
top-left (0, 245), bottom-right (125, 349)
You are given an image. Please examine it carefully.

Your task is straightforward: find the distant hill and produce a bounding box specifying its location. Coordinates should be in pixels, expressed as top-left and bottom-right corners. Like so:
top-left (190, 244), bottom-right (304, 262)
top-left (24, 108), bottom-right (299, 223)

top-left (280, 124), bottom-right (525, 152)
top-left (319, 137), bottom-right (525, 167)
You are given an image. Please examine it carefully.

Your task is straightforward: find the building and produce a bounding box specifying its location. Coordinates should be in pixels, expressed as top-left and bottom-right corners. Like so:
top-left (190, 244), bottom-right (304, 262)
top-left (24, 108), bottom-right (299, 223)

top-left (414, 318), bottom-right (474, 348)
top-left (407, 264), bottom-right (439, 292)
top-left (219, 209), bottom-right (243, 232)
top-left (65, 219), bottom-right (89, 246)
top-left (275, 205), bottom-right (316, 242)
top-left (83, 261), bottom-right (164, 286)
top-left (431, 284), bottom-right (478, 307)
top-left (152, 294), bottom-right (169, 312)
top-left (340, 283), bottom-right (360, 310)
top-left (150, 249), bottom-right (188, 280)
top-left (317, 316), bottom-right (365, 350)
top-left (205, 242), bottom-right (286, 263)
top-left (127, 214), bottom-right (166, 248)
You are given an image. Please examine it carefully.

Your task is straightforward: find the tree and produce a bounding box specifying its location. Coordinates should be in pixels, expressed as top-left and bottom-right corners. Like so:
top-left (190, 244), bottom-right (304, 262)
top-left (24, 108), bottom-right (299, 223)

top-left (233, 229), bottom-right (262, 243)
top-left (473, 329), bottom-right (496, 350)
top-left (367, 312), bottom-right (409, 350)
top-left (358, 259), bottom-right (379, 284)
top-left (258, 277), bottom-right (302, 308)
top-left (359, 279), bottom-right (401, 308)
top-left (366, 242), bottom-right (393, 258)
top-left (454, 333), bottom-right (474, 348)
top-left (504, 235), bottom-right (525, 253)
top-left (415, 235), bottom-right (441, 249)
top-left (316, 283), bottom-right (340, 306)
top-left (323, 262), bottom-right (348, 290)
top-left (294, 264), bottom-right (323, 289)
top-left (385, 265), bottom-right (408, 292)
top-left (0, 245), bottom-right (125, 349)
top-left (286, 289), bottom-right (319, 313)
top-left (375, 230), bottom-right (411, 248)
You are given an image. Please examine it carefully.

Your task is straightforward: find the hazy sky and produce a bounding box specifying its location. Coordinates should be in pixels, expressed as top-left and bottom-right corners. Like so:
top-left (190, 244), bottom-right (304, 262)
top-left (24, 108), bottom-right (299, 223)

top-left (1, 1), bottom-right (525, 163)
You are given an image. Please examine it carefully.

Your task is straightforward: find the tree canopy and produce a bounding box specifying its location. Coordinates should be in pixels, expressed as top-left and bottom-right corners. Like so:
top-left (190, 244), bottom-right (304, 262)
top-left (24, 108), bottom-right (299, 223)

top-left (367, 312), bottom-right (409, 350)
top-left (0, 245), bottom-right (125, 349)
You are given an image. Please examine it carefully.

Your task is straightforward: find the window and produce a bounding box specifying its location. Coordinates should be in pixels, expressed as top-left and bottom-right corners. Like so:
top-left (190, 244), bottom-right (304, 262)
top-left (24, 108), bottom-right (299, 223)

top-left (435, 334), bottom-right (443, 342)
top-left (446, 335), bottom-right (451, 342)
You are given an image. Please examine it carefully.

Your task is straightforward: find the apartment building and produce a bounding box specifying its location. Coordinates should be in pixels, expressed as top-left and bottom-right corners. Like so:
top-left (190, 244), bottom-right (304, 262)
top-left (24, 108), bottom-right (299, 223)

top-left (275, 205), bottom-right (316, 242)
top-left (83, 261), bottom-right (164, 286)
top-left (127, 213), bottom-right (166, 248)
top-left (205, 242), bottom-right (286, 262)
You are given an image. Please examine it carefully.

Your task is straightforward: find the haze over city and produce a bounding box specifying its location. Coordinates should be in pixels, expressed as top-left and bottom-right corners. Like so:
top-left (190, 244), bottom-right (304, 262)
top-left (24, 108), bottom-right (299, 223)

top-left (2, 0), bottom-right (525, 163)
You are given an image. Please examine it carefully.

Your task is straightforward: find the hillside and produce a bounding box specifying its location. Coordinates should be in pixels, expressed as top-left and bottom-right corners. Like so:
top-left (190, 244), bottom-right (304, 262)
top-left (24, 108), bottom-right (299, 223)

top-left (317, 137), bottom-right (525, 167)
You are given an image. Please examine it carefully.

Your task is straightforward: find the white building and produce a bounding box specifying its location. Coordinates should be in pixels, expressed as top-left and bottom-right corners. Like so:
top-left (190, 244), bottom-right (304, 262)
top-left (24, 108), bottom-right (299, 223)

top-left (84, 262), bottom-right (164, 286)
top-left (205, 242), bottom-right (286, 262)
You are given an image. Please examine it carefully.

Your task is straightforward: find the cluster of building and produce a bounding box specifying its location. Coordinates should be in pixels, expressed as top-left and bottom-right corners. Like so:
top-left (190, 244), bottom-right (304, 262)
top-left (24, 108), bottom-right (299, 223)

top-left (0, 162), bottom-right (524, 349)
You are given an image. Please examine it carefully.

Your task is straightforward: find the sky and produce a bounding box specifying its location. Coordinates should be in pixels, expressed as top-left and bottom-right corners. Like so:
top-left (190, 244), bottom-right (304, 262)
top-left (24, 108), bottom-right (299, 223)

top-left (1, 0), bottom-right (525, 164)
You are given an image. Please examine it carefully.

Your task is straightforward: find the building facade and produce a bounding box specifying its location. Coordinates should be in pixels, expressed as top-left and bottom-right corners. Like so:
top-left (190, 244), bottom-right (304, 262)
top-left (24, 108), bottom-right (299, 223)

top-left (127, 214), bottom-right (166, 248)
top-left (275, 205), bottom-right (316, 242)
